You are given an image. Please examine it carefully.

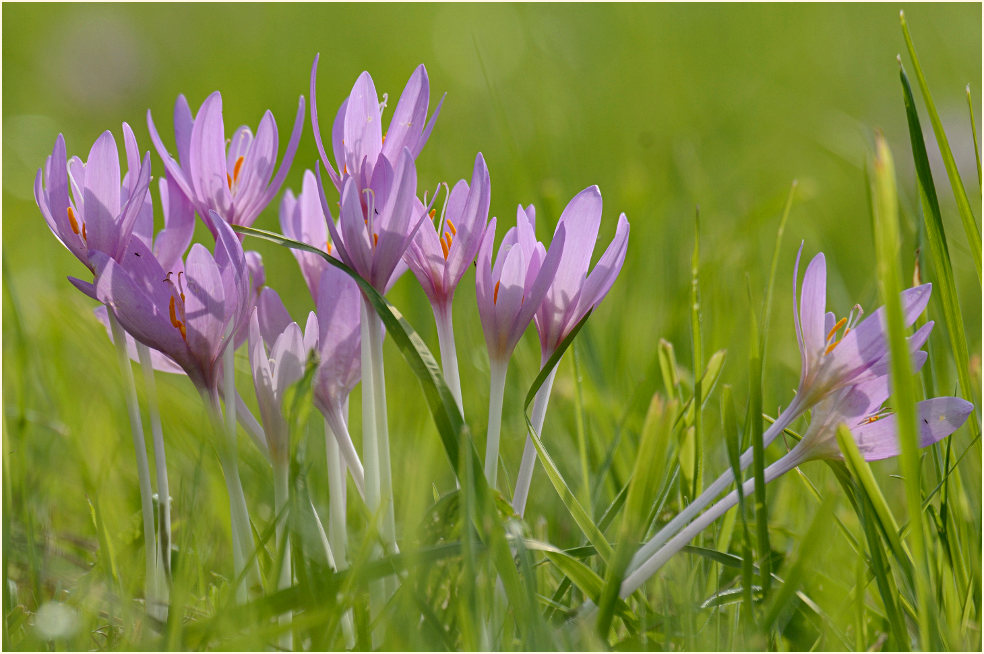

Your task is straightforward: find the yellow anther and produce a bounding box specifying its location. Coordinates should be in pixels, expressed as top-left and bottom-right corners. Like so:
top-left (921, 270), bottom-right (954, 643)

top-left (824, 338), bottom-right (843, 355)
top-left (373, 233), bottom-right (379, 247)
top-left (382, 132), bottom-right (387, 144)
top-left (429, 208), bottom-right (436, 220)
top-left (861, 414), bottom-right (882, 425)
top-left (326, 241), bottom-right (332, 255)
top-left (493, 280), bottom-right (500, 304)
top-left (446, 219), bottom-right (457, 236)
top-left (233, 155), bottom-right (245, 183)
top-left (826, 317), bottom-right (847, 342)
top-left (67, 207), bottom-right (80, 234)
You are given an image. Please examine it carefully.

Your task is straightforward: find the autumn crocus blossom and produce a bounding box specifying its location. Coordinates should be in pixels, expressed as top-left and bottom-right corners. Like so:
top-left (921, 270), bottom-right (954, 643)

top-left (147, 91), bottom-right (305, 234)
top-left (404, 152), bottom-right (491, 411)
top-left (93, 213), bottom-right (253, 393)
top-left (476, 206), bottom-right (566, 485)
top-left (624, 246), bottom-right (936, 578)
top-left (280, 169), bottom-right (333, 299)
top-left (310, 56), bottom-right (443, 193)
top-left (513, 186), bottom-right (629, 514)
top-left (35, 126), bottom-right (153, 297)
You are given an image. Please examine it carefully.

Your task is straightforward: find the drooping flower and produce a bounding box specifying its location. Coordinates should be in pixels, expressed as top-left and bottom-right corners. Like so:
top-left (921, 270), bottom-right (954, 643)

top-left (255, 277), bottom-right (366, 497)
top-left (34, 126), bottom-right (153, 297)
top-left (533, 185), bottom-right (629, 363)
top-left (315, 148), bottom-right (427, 295)
top-left (475, 206), bottom-right (566, 366)
top-left (405, 152), bottom-right (492, 312)
top-left (310, 57), bottom-right (443, 193)
top-left (93, 213), bottom-right (253, 393)
top-left (147, 91), bottom-right (305, 234)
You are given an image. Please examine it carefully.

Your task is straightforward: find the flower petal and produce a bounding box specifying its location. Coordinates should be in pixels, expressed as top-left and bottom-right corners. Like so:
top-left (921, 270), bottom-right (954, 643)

top-left (188, 92), bottom-right (232, 229)
top-left (183, 243), bottom-right (226, 368)
top-left (258, 286), bottom-right (293, 347)
top-left (82, 131), bottom-right (122, 256)
top-left (854, 397), bottom-right (974, 461)
top-left (799, 252), bottom-right (827, 360)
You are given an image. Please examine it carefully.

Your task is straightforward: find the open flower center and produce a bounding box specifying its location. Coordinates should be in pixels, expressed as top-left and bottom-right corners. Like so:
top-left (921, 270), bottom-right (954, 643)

top-left (226, 155), bottom-right (245, 194)
top-left (823, 304), bottom-right (863, 355)
top-left (67, 206), bottom-right (87, 243)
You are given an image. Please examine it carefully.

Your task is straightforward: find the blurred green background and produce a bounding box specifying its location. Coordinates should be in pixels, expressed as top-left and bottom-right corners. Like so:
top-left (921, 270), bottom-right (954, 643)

top-left (3, 3), bottom-right (981, 649)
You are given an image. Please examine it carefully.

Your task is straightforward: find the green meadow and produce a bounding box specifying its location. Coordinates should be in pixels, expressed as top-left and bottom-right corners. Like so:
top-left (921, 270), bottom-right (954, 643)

top-left (2, 3), bottom-right (981, 650)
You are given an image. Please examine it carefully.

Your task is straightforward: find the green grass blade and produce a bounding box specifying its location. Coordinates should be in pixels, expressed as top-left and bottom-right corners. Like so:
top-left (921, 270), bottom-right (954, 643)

top-left (761, 179), bottom-right (797, 368)
top-left (871, 134), bottom-right (936, 649)
top-left (722, 385), bottom-right (755, 626)
top-left (522, 312), bottom-right (614, 565)
top-left (900, 65), bottom-right (981, 437)
top-left (900, 11), bottom-right (982, 281)
top-left (968, 84), bottom-right (982, 188)
top-left (745, 282), bottom-right (772, 597)
top-left (689, 209), bottom-right (704, 499)
top-left (596, 394), bottom-right (677, 637)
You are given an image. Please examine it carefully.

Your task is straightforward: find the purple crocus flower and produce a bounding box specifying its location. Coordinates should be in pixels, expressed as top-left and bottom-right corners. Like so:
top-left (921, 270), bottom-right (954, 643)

top-left (279, 169), bottom-right (333, 299)
top-left (310, 56), bottom-right (443, 193)
top-left (513, 186), bottom-right (629, 514)
top-left (405, 152), bottom-right (491, 312)
top-left (34, 126), bottom-right (153, 297)
top-left (476, 205), bottom-right (566, 485)
top-left (315, 148), bottom-right (427, 295)
top-left (255, 277), bottom-right (366, 497)
top-left (93, 213), bottom-right (253, 394)
top-left (147, 91), bottom-right (305, 234)
top-left (475, 207), bottom-right (566, 366)
top-left (533, 186), bottom-right (629, 363)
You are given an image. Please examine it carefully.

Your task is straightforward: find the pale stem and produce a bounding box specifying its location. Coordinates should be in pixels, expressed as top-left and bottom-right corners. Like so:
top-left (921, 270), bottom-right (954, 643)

top-left (234, 390), bottom-right (269, 458)
top-left (618, 446), bottom-right (804, 598)
top-left (433, 301), bottom-right (464, 415)
top-left (359, 297), bottom-right (384, 642)
top-left (323, 415), bottom-right (356, 649)
top-left (323, 404), bottom-right (367, 501)
top-left (107, 311), bottom-right (158, 618)
top-left (484, 359), bottom-right (509, 487)
top-left (366, 297), bottom-right (396, 554)
top-left (309, 497), bottom-right (355, 649)
top-left (511, 366), bottom-right (558, 516)
top-left (623, 400), bottom-right (802, 576)
top-left (135, 343), bottom-right (170, 620)
top-left (272, 455), bottom-right (292, 650)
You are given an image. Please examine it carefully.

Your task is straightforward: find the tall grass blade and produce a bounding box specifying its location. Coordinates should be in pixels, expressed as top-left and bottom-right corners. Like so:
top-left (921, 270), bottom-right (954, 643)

top-left (745, 283), bottom-right (772, 597)
top-left (722, 385), bottom-right (755, 627)
top-left (900, 65), bottom-right (981, 437)
top-left (900, 10), bottom-right (982, 282)
top-left (871, 133), bottom-right (936, 649)
top-left (689, 209), bottom-right (704, 499)
top-left (968, 84), bottom-right (982, 188)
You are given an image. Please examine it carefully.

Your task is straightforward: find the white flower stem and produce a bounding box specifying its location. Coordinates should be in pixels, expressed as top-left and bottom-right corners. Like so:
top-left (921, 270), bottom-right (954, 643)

top-left (367, 306), bottom-right (396, 554)
top-left (511, 366), bottom-right (558, 516)
top-left (360, 296), bottom-right (385, 642)
top-left (106, 311), bottom-right (158, 619)
top-left (272, 455), bottom-right (292, 650)
top-left (434, 302), bottom-right (464, 415)
top-left (484, 359), bottom-right (509, 487)
top-left (135, 343), bottom-right (170, 621)
top-left (323, 415), bottom-right (356, 649)
top-left (323, 404), bottom-right (366, 502)
top-left (623, 403), bottom-right (801, 576)
top-left (309, 497), bottom-right (355, 649)
top-left (618, 446), bottom-right (804, 599)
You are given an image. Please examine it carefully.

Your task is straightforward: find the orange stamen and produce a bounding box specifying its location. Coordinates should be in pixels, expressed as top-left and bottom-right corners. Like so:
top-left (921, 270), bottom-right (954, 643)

top-left (824, 338), bottom-right (842, 355)
top-left (429, 208), bottom-right (436, 220)
top-left (861, 414), bottom-right (881, 425)
top-left (67, 207), bottom-right (80, 234)
top-left (81, 222), bottom-right (87, 242)
top-left (382, 132), bottom-right (387, 144)
top-left (343, 164), bottom-right (348, 175)
top-left (226, 173), bottom-right (233, 190)
top-left (493, 280), bottom-right (500, 304)
top-left (444, 231), bottom-right (453, 252)
top-left (373, 233), bottom-right (379, 247)
top-left (326, 241), bottom-right (332, 255)
top-left (233, 155), bottom-right (245, 183)
top-left (440, 235), bottom-right (450, 259)
top-left (446, 219), bottom-right (457, 235)
top-left (169, 296), bottom-right (187, 340)
top-left (826, 317), bottom-right (847, 342)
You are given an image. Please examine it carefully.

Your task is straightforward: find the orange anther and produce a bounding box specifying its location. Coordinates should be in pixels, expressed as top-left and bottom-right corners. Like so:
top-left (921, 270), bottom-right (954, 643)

top-left (343, 164), bottom-right (348, 175)
top-left (493, 280), bottom-right (500, 304)
top-left (373, 233), bottom-right (379, 247)
top-left (443, 231), bottom-right (453, 251)
top-left (429, 208), bottom-right (436, 220)
top-left (826, 317), bottom-right (847, 342)
top-left (446, 219), bottom-right (457, 236)
top-left (227, 173), bottom-right (233, 190)
top-left (169, 296), bottom-right (187, 340)
top-left (824, 338), bottom-right (842, 355)
top-left (382, 132), bottom-right (387, 144)
top-left (326, 242), bottom-right (332, 255)
top-left (81, 222), bottom-right (87, 242)
top-left (861, 414), bottom-right (881, 425)
top-left (233, 155), bottom-right (245, 183)
top-left (440, 236), bottom-right (449, 259)
top-left (67, 207), bottom-right (80, 234)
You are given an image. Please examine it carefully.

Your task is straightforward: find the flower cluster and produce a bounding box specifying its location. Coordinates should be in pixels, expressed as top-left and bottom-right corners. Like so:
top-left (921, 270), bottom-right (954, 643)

top-left (35, 53), bottom-right (973, 642)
